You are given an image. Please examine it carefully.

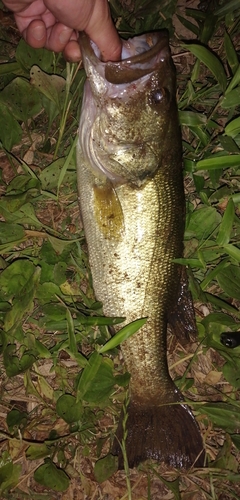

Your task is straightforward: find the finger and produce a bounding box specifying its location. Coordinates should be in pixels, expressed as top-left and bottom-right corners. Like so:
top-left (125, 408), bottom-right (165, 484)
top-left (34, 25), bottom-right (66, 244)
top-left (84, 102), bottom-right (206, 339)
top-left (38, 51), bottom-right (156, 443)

top-left (86, 22), bottom-right (122, 62)
top-left (3, 0), bottom-right (39, 14)
top-left (13, 2), bottom-right (55, 34)
top-left (44, 23), bottom-right (74, 53)
top-left (63, 39), bottom-right (81, 62)
top-left (24, 19), bottom-right (47, 48)
top-left (44, 0), bottom-right (121, 61)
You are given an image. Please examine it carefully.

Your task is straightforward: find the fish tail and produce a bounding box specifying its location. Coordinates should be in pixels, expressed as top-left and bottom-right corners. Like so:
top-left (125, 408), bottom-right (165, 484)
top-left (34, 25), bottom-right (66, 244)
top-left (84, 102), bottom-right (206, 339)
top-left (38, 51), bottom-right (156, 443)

top-left (112, 398), bottom-right (205, 469)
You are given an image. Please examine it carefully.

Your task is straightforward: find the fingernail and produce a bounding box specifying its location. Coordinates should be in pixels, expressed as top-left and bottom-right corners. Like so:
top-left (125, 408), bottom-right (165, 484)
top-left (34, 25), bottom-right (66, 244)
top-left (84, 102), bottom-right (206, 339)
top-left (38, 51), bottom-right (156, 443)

top-left (59, 28), bottom-right (72, 45)
top-left (32, 25), bottom-right (45, 41)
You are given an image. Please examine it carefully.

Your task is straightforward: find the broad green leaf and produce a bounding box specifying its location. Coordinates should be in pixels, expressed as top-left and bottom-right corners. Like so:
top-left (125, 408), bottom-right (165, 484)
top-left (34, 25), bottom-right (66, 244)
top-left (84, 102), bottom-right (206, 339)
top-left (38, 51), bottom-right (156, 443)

top-left (35, 339), bottom-right (51, 358)
top-left (225, 117), bottom-right (240, 138)
top-left (41, 94), bottom-right (59, 129)
top-left (39, 262), bottom-right (54, 283)
top-left (0, 260), bottom-right (35, 301)
top-left (7, 174), bottom-right (39, 194)
top-left (0, 190), bottom-right (38, 214)
top-left (3, 344), bottom-right (21, 377)
top-left (54, 262), bottom-right (67, 286)
top-left (218, 135), bottom-right (240, 153)
top-left (26, 444), bottom-right (50, 460)
top-left (77, 352), bottom-right (116, 404)
top-left (223, 361), bottom-right (240, 389)
top-left (19, 351), bottom-right (36, 371)
top-left (0, 102), bottom-right (22, 150)
top-left (39, 158), bottom-right (76, 191)
top-left (82, 360), bottom-right (116, 404)
top-left (199, 13), bottom-right (216, 45)
top-left (0, 77), bottom-right (42, 123)
top-left (65, 349), bottom-right (87, 369)
top-left (4, 267), bottom-right (41, 332)
top-left (200, 259), bottom-right (230, 290)
top-left (3, 345), bottom-right (35, 377)
top-left (56, 394), bottom-right (82, 423)
top-left (215, 0), bottom-right (240, 17)
top-left (202, 312), bottom-right (238, 332)
top-left (40, 303), bottom-right (67, 321)
top-left (40, 238), bottom-right (71, 264)
top-left (231, 434), bottom-right (240, 450)
top-left (186, 206), bottom-right (221, 241)
top-left (205, 292), bottom-right (240, 315)
top-left (66, 308), bottom-right (77, 354)
top-left (183, 43), bottom-right (227, 91)
top-left (16, 38), bottom-right (54, 72)
top-left (99, 317), bottom-right (147, 353)
top-left (77, 352), bottom-right (102, 401)
top-left (0, 61), bottom-right (21, 76)
top-left (47, 235), bottom-right (78, 255)
top-left (216, 198), bottom-right (235, 246)
top-left (114, 372), bottom-right (130, 387)
top-left (225, 64), bottom-right (240, 94)
top-left (201, 402), bottom-right (240, 433)
top-left (197, 240), bottom-right (224, 263)
top-left (211, 434), bottom-right (238, 472)
top-left (178, 110), bottom-right (207, 127)
top-left (196, 154), bottom-right (240, 170)
top-left (0, 452), bottom-right (12, 470)
top-left (224, 30), bottom-right (239, 74)
top-left (223, 244), bottom-right (240, 262)
top-left (0, 454), bottom-right (21, 494)
top-left (30, 65), bottom-right (67, 109)
top-left (36, 376), bottom-right (53, 400)
top-left (190, 126), bottom-right (210, 147)
top-left (36, 282), bottom-right (61, 304)
top-left (34, 459), bottom-right (69, 492)
top-left (185, 8), bottom-right (206, 21)
top-left (221, 87), bottom-right (240, 108)
top-left (0, 222), bottom-right (25, 245)
top-left (176, 14), bottom-right (199, 36)
top-left (217, 265), bottom-right (240, 299)
top-left (6, 409), bottom-right (28, 433)
top-left (152, 473), bottom-right (180, 499)
top-left (57, 136), bottom-right (77, 194)
top-left (94, 455), bottom-right (118, 483)
top-left (1, 202), bottom-right (42, 227)
top-left (39, 314), bottom-right (124, 331)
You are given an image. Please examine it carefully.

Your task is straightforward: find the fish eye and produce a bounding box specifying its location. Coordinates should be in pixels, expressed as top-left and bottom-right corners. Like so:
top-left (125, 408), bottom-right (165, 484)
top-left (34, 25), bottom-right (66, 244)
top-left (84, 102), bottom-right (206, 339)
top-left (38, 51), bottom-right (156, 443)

top-left (150, 88), bottom-right (170, 106)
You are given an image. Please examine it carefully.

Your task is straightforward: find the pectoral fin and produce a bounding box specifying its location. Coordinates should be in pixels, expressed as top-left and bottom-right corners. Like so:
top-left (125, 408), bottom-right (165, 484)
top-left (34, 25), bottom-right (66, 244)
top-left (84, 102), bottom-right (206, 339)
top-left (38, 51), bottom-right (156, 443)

top-left (94, 181), bottom-right (124, 240)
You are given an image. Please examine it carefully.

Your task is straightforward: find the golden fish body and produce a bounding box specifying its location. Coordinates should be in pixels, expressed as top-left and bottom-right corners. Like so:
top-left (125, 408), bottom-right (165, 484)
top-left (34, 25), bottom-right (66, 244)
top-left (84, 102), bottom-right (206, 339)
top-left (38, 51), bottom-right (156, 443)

top-left (77, 31), bottom-right (204, 468)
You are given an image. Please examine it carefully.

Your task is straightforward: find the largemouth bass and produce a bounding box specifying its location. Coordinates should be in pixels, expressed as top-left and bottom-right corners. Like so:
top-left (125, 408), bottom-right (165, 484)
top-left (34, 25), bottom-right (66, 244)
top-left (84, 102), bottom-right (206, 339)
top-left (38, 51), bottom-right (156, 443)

top-left (77, 30), bottom-right (204, 468)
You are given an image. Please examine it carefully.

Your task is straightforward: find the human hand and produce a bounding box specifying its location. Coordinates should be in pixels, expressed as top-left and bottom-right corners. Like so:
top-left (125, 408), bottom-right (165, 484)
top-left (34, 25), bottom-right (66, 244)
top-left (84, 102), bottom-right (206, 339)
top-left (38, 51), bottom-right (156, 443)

top-left (3, 0), bottom-right (121, 62)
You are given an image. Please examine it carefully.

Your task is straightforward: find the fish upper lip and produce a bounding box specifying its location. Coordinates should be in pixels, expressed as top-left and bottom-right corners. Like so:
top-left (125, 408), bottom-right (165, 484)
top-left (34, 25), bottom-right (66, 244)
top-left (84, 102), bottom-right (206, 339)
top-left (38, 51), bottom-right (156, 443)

top-left (79, 30), bottom-right (171, 84)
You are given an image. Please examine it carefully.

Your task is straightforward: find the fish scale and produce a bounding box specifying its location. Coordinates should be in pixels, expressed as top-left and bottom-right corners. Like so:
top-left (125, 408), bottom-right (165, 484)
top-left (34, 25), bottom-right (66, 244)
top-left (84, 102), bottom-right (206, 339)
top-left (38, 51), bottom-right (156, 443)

top-left (77, 30), bottom-right (204, 468)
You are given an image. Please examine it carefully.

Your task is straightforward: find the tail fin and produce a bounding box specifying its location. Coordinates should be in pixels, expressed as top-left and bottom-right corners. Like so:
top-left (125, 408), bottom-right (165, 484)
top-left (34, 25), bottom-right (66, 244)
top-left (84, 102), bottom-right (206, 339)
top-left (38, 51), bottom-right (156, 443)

top-left (112, 400), bottom-right (205, 469)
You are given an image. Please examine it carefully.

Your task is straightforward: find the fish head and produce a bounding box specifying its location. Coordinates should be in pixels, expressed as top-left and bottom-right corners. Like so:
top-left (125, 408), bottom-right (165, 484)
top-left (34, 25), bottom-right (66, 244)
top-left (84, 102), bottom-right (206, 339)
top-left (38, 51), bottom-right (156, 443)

top-left (79, 30), bottom-right (179, 186)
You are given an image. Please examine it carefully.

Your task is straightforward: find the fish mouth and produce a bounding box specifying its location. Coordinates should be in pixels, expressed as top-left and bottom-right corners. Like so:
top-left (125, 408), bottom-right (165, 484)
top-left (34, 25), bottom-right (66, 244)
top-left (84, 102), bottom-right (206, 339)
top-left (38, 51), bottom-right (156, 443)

top-left (78, 30), bottom-right (173, 185)
top-left (79, 30), bottom-right (171, 84)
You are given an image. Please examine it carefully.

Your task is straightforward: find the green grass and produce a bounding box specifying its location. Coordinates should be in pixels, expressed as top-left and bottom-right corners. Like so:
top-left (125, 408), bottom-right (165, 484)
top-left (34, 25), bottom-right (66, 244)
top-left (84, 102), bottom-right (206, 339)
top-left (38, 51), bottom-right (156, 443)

top-left (1, 0), bottom-right (240, 498)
